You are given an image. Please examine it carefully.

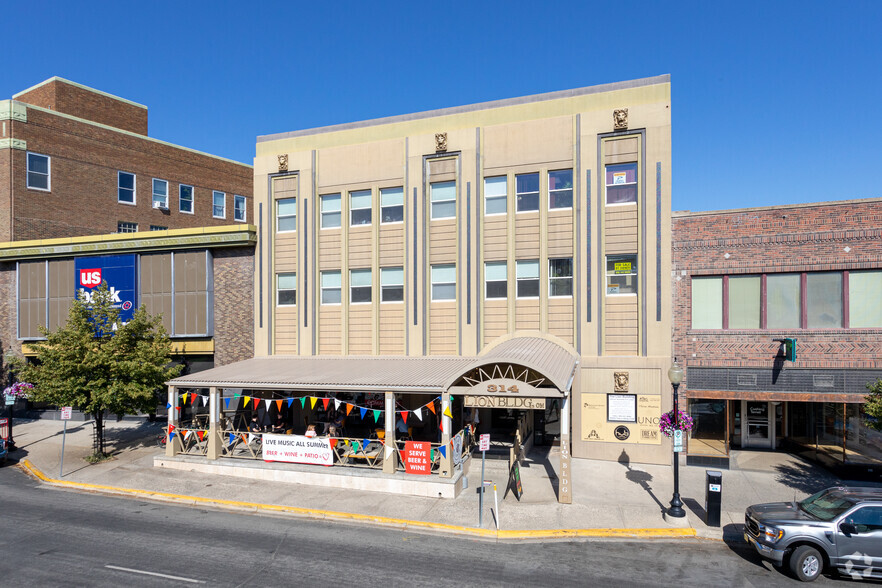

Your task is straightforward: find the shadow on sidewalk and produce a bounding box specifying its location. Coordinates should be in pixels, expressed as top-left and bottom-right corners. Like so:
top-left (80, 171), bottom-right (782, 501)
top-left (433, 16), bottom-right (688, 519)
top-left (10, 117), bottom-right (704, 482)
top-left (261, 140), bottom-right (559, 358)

top-left (618, 450), bottom-right (666, 514)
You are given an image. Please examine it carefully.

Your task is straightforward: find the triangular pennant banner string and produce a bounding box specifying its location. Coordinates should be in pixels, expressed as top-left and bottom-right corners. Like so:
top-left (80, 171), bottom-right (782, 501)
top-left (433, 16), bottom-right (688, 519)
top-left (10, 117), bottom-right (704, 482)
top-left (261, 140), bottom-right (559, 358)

top-left (360, 407), bottom-right (367, 420)
top-left (401, 411), bottom-right (408, 424)
top-left (276, 400), bottom-right (283, 412)
top-left (427, 402), bottom-right (436, 415)
top-left (202, 395), bottom-right (209, 407)
top-left (346, 403), bottom-right (354, 416)
top-left (413, 408), bottom-right (423, 421)
top-left (300, 397), bottom-right (306, 408)
top-left (310, 397), bottom-right (318, 409)
top-left (287, 398), bottom-right (294, 408)
top-left (373, 409), bottom-right (381, 422)
top-left (265, 399), bottom-right (273, 412)
top-left (334, 398), bottom-right (341, 410)
top-left (439, 446), bottom-right (447, 458)
top-left (322, 398), bottom-right (330, 410)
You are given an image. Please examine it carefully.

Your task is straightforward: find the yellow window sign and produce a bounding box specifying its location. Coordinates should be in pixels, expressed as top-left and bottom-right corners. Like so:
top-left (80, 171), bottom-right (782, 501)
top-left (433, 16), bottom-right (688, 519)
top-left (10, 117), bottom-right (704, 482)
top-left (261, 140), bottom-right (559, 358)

top-left (614, 262), bottom-right (632, 274)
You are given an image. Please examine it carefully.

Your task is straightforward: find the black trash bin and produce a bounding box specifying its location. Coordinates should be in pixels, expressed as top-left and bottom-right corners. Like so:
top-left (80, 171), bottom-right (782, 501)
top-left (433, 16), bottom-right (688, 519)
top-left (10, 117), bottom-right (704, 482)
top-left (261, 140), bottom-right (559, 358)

top-left (705, 470), bottom-right (722, 527)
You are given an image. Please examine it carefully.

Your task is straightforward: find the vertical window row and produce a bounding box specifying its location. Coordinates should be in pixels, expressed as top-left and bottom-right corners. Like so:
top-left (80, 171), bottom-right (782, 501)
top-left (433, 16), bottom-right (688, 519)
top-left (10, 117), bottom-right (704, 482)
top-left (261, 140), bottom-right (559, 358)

top-left (26, 152), bottom-right (51, 191)
top-left (152, 179), bottom-right (169, 209)
top-left (212, 191), bottom-right (226, 219)
top-left (234, 195), bottom-right (247, 222)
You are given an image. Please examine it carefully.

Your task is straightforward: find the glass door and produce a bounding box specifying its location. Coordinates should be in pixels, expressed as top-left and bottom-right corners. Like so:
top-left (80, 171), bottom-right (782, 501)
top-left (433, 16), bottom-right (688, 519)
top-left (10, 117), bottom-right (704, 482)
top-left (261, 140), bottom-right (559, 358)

top-left (742, 401), bottom-right (774, 448)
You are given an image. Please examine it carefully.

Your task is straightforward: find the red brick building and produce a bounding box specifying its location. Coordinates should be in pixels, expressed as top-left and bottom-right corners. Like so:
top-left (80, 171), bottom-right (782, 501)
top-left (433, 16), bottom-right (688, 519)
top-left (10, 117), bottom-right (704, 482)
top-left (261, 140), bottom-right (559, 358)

top-left (1, 77), bottom-right (252, 241)
top-left (673, 198), bottom-right (882, 472)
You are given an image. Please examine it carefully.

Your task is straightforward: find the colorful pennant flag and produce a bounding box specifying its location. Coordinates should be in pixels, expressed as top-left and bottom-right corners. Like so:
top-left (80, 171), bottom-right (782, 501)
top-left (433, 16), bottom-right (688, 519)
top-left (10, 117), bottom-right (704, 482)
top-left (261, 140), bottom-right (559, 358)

top-left (201, 395), bottom-right (209, 407)
top-left (330, 438), bottom-right (338, 449)
top-left (169, 432), bottom-right (176, 440)
top-left (322, 398), bottom-right (330, 410)
top-left (334, 398), bottom-right (341, 411)
top-left (248, 433), bottom-right (255, 444)
top-left (265, 399), bottom-right (273, 411)
top-left (244, 396), bottom-right (251, 407)
top-left (310, 397), bottom-right (318, 409)
top-left (287, 398), bottom-right (294, 408)
top-left (430, 448), bottom-right (434, 462)
top-left (373, 409), bottom-right (381, 423)
top-left (346, 403), bottom-right (354, 416)
top-left (400, 411), bottom-right (408, 424)
top-left (275, 400), bottom-right (283, 412)
top-left (439, 446), bottom-right (447, 458)
top-left (166, 402), bottom-right (172, 409)
top-left (443, 406), bottom-right (452, 418)
top-left (168, 425), bottom-right (175, 432)
top-left (300, 397), bottom-right (306, 408)
top-left (352, 441), bottom-right (360, 452)
top-left (412, 408), bottom-right (422, 421)
top-left (228, 433), bottom-right (235, 444)
top-left (385, 446), bottom-right (394, 458)
top-left (197, 431), bottom-right (205, 441)
top-left (190, 394), bottom-right (198, 406)
top-left (427, 402), bottom-right (436, 415)
top-left (360, 407), bottom-right (367, 420)
top-left (182, 392), bottom-right (189, 404)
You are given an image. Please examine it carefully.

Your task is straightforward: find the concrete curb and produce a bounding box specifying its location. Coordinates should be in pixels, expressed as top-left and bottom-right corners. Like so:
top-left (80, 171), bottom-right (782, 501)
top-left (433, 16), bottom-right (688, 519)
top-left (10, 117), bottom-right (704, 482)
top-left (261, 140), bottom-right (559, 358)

top-left (18, 459), bottom-right (698, 541)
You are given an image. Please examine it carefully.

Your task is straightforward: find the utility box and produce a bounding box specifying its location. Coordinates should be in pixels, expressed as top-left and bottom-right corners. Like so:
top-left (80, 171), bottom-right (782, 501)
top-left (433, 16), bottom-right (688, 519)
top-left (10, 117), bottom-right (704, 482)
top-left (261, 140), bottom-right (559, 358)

top-left (705, 470), bottom-right (723, 527)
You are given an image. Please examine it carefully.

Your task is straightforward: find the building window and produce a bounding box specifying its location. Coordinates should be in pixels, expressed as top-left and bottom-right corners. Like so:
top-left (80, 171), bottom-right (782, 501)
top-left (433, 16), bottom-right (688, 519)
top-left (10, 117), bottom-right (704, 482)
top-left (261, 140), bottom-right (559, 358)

top-left (485, 261), bottom-right (507, 299)
top-left (380, 187), bottom-right (404, 223)
top-left (767, 274), bottom-right (800, 329)
top-left (212, 191), bottom-right (226, 218)
top-left (350, 189), bottom-right (372, 226)
top-left (728, 275), bottom-right (760, 329)
top-left (606, 163), bottom-right (637, 205)
top-left (850, 270), bottom-right (882, 328)
top-left (26, 152), bottom-right (50, 191)
top-left (321, 270), bottom-right (341, 305)
top-left (381, 267), bottom-right (404, 302)
top-left (277, 198), bottom-right (296, 232)
top-left (117, 221), bottom-right (138, 233)
top-left (548, 169), bottom-right (573, 210)
top-left (149, 225), bottom-right (167, 231)
top-left (350, 268), bottom-right (372, 304)
top-left (806, 272), bottom-right (842, 329)
top-left (152, 179), bottom-right (168, 208)
top-left (277, 273), bottom-right (296, 306)
top-left (516, 173), bottom-right (539, 212)
top-left (430, 181), bottom-right (456, 220)
top-left (549, 258), bottom-right (573, 297)
top-left (484, 176), bottom-right (507, 216)
top-left (321, 194), bottom-right (341, 228)
top-left (179, 185), bottom-right (194, 213)
top-left (606, 255), bottom-right (637, 295)
top-left (118, 172), bottom-right (135, 204)
top-left (692, 277), bottom-right (723, 329)
top-left (431, 264), bottom-right (456, 301)
top-left (516, 260), bottom-right (540, 298)
top-left (234, 195), bottom-right (247, 222)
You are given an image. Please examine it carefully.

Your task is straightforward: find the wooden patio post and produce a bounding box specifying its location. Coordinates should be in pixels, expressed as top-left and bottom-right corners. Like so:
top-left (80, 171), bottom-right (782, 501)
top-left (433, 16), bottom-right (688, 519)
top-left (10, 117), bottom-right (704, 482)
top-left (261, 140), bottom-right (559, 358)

top-left (383, 391), bottom-right (397, 473)
top-left (439, 391), bottom-right (452, 477)
top-left (166, 385), bottom-right (182, 457)
top-left (207, 387), bottom-right (220, 459)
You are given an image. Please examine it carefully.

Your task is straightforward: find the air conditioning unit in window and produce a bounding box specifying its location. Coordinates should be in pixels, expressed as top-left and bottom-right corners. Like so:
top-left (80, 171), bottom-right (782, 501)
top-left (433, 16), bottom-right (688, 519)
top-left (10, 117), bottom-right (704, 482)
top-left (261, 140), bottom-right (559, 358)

top-left (153, 201), bottom-right (168, 210)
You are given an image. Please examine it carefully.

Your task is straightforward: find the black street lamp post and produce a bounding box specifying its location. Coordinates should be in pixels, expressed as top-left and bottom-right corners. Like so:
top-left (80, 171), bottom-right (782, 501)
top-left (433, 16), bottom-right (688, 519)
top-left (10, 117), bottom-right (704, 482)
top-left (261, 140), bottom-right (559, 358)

top-left (4, 349), bottom-right (15, 450)
top-left (667, 361), bottom-right (685, 518)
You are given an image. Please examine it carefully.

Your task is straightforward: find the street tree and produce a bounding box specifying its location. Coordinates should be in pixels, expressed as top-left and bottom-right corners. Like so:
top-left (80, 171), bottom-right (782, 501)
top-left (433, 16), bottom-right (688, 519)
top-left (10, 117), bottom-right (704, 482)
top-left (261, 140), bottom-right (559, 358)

top-left (16, 282), bottom-right (181, 458)
top-left (864, 379), bottom-right (882, 431)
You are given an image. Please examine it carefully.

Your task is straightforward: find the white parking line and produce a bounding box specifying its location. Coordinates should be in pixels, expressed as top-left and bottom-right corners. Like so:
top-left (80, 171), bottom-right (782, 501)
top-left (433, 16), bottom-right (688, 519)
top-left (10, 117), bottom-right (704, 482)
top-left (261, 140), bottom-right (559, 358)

top-left (105, 565), bottom-right (206, 584)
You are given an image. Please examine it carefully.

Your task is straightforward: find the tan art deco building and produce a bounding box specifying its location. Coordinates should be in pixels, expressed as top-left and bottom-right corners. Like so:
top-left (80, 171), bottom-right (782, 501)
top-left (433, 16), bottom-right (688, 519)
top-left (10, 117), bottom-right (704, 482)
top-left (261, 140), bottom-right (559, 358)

top-left (167, 76), bottom-right (672, 502)
top-left (249, 75), bottom-right (673, 466)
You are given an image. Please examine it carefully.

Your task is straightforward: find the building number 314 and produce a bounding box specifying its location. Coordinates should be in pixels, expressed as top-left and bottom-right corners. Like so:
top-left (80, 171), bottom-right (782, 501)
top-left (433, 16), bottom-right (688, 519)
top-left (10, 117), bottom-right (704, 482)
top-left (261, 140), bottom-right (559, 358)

top-left (486, 384), bottom-right (519, 393)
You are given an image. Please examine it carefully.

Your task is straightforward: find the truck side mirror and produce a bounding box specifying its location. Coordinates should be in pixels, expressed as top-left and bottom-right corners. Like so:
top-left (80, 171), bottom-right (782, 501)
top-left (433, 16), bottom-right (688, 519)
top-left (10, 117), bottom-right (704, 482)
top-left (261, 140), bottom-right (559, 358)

top-left (840, 522), bottom-right (857, 535)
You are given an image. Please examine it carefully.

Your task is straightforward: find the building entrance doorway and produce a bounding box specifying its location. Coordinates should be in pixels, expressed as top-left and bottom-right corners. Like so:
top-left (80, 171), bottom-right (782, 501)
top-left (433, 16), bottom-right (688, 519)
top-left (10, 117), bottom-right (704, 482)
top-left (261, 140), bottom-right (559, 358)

top-left (742, 400), bottom-right (775, 449)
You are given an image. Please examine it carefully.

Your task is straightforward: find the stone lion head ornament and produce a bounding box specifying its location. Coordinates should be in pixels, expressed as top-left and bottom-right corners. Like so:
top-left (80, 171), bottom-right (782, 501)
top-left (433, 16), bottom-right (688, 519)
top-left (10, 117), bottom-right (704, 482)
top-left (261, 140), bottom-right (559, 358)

top-left (613, 108), bottom-right (628, 130)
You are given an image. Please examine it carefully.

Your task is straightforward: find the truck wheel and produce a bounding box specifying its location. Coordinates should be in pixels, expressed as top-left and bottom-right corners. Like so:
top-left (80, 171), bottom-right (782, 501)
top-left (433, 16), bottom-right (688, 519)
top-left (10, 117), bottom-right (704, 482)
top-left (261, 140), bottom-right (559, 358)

top-left (790, 545), bottom-right (823, 582)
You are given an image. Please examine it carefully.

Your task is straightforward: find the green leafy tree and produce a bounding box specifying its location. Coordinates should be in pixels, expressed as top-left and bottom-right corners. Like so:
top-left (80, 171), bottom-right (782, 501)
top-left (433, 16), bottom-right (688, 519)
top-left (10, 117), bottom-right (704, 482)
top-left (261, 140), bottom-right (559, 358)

top-left (16, 282), bottom-right (181, 458)
top-left (864, 379), bottom-right (882, 432)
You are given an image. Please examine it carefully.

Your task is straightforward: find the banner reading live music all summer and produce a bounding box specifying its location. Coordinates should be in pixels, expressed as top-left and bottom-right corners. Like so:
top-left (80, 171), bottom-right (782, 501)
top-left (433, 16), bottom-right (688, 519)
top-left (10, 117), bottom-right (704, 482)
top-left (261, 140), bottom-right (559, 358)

top-left (262, 434), bottom-right (333, 466)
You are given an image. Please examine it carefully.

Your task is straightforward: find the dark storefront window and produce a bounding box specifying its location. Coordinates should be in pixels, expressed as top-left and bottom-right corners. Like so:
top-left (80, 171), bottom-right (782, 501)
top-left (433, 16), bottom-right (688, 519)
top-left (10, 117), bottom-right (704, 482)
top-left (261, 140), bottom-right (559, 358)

top-left (688, 399), bottom-right (727, 456)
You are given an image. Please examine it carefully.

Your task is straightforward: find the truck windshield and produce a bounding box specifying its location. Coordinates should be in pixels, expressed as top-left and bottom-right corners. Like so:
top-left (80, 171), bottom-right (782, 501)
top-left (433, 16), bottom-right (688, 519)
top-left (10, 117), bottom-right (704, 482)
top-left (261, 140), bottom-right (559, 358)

top-left (798, 489), bottom-right (856, 521)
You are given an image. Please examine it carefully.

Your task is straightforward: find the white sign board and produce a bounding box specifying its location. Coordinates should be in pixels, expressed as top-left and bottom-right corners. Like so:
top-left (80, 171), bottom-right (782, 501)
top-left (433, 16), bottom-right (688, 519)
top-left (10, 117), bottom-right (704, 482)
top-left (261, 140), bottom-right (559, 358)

top-left (452, 432), bottom-right (463, 466)
top-left (479, 433), bottom-right (490, 452)
top-left (607, 394), bottom-right (637, 422)
top-left (262, 434), bottom-right (333, 466)
top-left (673, 429), bottom-right (683, 453)
top-left (60, 407), bottom-right (73, 420)
top-left (4, 394), bottom-right (14, 406)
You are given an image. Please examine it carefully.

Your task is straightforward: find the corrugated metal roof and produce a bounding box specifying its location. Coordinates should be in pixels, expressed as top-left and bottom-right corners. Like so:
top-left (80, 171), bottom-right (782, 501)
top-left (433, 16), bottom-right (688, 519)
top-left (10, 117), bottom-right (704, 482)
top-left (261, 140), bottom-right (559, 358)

top-left (168, 337), bottom-right (579, 394)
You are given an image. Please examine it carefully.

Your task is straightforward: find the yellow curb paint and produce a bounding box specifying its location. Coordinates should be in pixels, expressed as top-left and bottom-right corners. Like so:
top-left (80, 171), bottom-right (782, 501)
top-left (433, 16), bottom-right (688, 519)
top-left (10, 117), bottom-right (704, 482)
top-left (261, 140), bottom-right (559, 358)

top-left (17, 460), bottom-right (696, 540)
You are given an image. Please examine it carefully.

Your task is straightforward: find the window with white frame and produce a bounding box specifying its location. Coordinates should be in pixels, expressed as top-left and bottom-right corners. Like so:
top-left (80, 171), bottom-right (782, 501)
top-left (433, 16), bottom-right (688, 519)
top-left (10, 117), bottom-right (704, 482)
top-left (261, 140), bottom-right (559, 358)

top-left (549, 258), bottom-right (573, 296)
top-left (234, 194), bottom-right (247, 222)
top-left (350, 268), bottom-right (372, 303)
top-left (118, 171), bottom-right (135, 204)
top-left (152, 179), bottom-right (168, 208)
top-left (277, 273), bottom-right (296, 306)
top-left (431, 264), bottom-right (456, 301)
top-left (516, 260), bottom-right (540, 297)
top-left (179, 185), bottom-right (194, 213)
top-left (321, 270), bottom-right (342, 304)
top-left (26, 152), bottom-right (50, 191)
top-left (606, 163), bottom-right (637, 205)
top-left (117, 221), bottom-right (138, 233)
top-left (516, 173), bottom-right (539, 212)
top-left (485, 261), bottom-right (507, 299)
top-left (484, 176), bottom-right (507, 215)
top-left (850, 271), bottom-right (882, 328)
top-left (321, 193), bottom-right (341, 228)
top-left (380, 187), bottom-right (404, 223)
top-left (430, 181), bottom-right (456, 220)
top-left (549, 169), bottom-right (573, 209)
top-left (350, 190), bottom-right (371, 226)
top-left (277, 198), bottom-right (296, 232)
top-left (212, 191), bottom-right (226, 218)
top-left (381, 267), bottom-right (404, 302)
top-left (606, 255), bottom-right (637, 295)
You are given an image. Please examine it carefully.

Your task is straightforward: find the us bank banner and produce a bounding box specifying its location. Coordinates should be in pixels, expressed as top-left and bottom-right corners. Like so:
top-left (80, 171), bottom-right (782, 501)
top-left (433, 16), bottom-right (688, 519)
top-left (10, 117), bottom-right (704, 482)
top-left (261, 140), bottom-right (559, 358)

top-left (581, 394), bottom-right (661, 445)
top-left (74, 254), bottom-right (138, 323)
top-left (263, 434), bottom-right (333, 465)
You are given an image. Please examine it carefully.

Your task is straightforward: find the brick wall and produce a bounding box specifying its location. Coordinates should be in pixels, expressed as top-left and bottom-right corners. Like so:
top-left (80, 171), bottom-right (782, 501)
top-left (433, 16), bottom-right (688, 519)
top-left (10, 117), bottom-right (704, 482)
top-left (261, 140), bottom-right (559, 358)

top-left (213, 247), bottom-right (254, 366)
top-left (15, 79), bottom-right (148, 135)
top-left (672, 199), bottom-right (882, 388)
top-left (6, 108), bottom-right (252, 241)
top-left (0, 263), bottom-right (20, 369)
top-left (0, 154), bottom-right (10, 242)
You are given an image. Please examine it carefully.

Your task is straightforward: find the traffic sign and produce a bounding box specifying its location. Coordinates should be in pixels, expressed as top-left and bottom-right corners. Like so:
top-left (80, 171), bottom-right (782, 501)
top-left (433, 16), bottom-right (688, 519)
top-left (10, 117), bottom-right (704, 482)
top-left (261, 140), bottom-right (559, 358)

top-left (60, 407), bottom-right (73, 420)
top-left (4, 394), bottom-right (14, 406)
top-left (479, 433), bottom-right (490, 452)
top-left (673, 429), bottom-right (684, 453)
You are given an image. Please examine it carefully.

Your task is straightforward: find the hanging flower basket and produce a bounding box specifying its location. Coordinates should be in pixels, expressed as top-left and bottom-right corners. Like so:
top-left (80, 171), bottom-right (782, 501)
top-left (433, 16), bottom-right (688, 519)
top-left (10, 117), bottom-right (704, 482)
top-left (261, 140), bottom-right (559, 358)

top-left (658, 409), bottom-right (694, 438)
top-left (3, 381), bottom-right (34, 400)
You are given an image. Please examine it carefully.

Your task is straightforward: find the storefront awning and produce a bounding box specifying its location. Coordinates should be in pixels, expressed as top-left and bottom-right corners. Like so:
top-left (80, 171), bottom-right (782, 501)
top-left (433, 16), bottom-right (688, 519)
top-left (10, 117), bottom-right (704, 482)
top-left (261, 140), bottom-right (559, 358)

top-left (167, 337), bottom-right (579, 395)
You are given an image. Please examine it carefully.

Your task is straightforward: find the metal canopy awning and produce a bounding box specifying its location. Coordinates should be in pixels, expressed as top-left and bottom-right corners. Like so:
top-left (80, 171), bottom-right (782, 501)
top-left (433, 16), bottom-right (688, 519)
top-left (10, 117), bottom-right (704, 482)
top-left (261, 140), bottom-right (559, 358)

top-left (167, 337), bottom-right (579, 395)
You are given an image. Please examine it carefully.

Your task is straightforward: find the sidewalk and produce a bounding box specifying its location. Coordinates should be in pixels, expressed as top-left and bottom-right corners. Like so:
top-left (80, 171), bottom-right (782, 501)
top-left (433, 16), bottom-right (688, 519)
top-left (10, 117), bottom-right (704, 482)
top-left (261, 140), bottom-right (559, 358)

top-left (6, 418), bottom-right (844, 542)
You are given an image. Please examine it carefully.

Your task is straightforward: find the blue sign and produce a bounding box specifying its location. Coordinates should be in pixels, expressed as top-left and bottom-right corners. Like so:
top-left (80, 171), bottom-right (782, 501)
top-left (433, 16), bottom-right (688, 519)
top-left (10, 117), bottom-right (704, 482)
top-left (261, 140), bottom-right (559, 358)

top-left (74, 254), bottom-right (138, 324)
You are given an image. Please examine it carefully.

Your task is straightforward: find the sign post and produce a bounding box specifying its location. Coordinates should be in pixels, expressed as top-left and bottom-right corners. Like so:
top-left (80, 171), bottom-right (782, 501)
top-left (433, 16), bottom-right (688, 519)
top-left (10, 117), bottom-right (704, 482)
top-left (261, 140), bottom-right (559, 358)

top-left (673, 429), bottom-right (683, 453)
top-left (479, 433), bottom-right (490, 527)
top-left (59, 407), bottom-right (72, 478)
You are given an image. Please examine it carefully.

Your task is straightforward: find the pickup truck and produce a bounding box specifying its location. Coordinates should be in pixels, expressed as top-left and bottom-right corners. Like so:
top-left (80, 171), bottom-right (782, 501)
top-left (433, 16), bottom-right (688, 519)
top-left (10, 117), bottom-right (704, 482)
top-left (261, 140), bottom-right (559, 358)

top-left (745, 486), bottom-right (882, 581)
top-left (0, 438), bottom-right (7, 465)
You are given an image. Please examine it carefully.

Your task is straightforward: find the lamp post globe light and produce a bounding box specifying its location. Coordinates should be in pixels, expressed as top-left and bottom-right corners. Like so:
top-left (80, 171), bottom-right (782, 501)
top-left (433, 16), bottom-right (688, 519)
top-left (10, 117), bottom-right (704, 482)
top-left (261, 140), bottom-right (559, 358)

top-left (667, 360), bottom-right (685, 518)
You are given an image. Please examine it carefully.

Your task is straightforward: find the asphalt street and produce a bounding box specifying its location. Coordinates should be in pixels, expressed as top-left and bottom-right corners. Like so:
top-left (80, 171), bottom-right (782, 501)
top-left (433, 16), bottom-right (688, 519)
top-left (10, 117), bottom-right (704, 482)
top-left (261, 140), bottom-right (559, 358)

top-left (0, 465), bottom-right (828, 587)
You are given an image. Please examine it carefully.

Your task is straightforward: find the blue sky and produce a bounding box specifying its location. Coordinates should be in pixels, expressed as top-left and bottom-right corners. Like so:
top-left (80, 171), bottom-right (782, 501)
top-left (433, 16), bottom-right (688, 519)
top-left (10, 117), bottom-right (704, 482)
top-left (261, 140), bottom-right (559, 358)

top-left (4, 1), bottom-right (880, 212)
